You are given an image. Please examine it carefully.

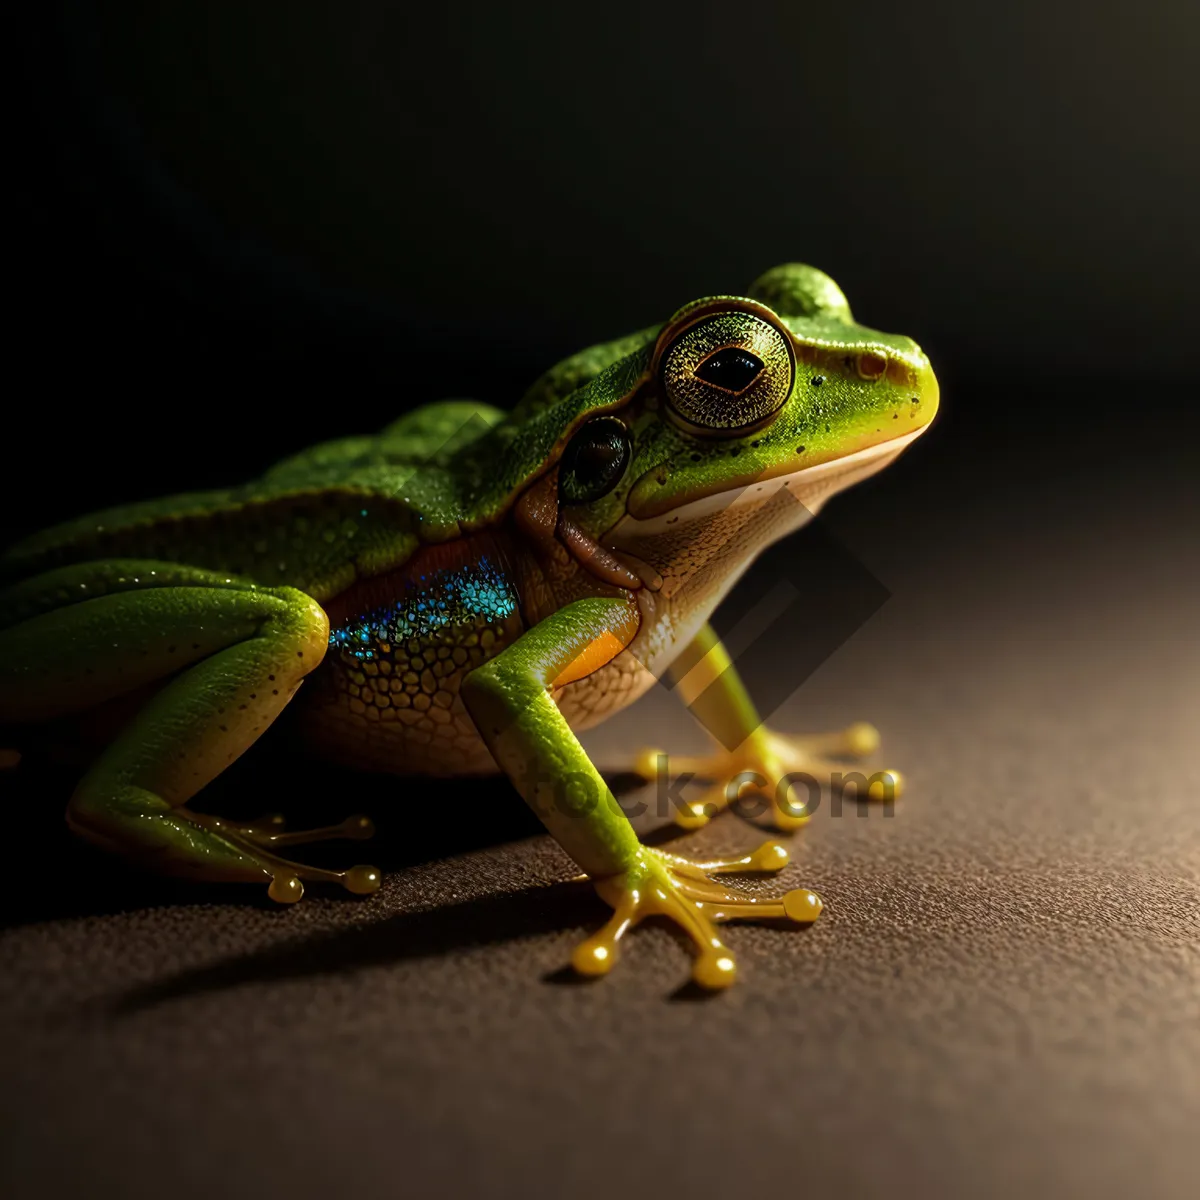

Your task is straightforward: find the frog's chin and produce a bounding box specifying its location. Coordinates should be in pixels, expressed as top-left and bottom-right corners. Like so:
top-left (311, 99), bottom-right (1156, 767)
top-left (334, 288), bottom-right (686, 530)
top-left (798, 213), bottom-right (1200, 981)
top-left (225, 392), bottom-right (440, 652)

top-left (606, 426), bottom-right (926, 543)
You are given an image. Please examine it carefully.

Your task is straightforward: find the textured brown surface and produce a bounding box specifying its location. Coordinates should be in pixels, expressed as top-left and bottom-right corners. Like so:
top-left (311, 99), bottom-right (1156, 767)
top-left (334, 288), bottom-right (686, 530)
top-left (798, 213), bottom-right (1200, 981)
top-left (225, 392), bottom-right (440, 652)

top-left (2, 460), bottom-right (1198, 1200)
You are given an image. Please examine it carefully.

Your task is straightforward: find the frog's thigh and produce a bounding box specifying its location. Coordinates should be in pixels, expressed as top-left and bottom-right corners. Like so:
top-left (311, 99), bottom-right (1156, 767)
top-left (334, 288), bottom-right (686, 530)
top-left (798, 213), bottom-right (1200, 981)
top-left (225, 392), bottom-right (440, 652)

top-left (0, 583), bottom-right (339, 889)
top-left (0, 577), bottom-right (299, 719)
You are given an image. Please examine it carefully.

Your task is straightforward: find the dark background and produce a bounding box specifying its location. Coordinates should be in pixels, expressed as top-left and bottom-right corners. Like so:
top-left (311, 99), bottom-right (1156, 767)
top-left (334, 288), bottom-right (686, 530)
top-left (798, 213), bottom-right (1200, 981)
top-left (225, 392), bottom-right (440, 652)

top-left (8, 0), bottom-right (1200, 536)
top-left (4, 4), bottom-right (1199, 1200)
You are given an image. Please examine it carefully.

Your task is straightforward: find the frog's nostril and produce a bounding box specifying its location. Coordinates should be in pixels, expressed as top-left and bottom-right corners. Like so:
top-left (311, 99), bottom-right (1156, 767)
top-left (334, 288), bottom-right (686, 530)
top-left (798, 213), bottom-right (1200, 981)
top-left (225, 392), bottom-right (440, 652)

top-left (856, 352), bottom-right (888, 381)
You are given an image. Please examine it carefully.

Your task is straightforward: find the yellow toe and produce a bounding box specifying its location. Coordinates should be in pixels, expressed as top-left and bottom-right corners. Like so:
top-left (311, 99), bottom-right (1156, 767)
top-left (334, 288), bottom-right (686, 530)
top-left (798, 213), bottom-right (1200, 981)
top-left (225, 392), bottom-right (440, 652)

top-left (783, 889), bottom-right (823, 923)
top-left (572, 938), bottom-right (617, 977)
top-left (692, 950), bottom-right (738, 989)
top-left (267, 874), bottom-right (304, 904)
top-left (343, 865), bottom-right (382, 895)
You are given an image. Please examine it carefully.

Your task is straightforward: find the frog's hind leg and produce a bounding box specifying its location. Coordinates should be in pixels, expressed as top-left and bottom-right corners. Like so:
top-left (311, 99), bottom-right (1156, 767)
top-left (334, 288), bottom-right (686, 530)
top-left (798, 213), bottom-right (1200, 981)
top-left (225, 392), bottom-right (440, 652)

top-left (0, 572), bottom-right (380, 901)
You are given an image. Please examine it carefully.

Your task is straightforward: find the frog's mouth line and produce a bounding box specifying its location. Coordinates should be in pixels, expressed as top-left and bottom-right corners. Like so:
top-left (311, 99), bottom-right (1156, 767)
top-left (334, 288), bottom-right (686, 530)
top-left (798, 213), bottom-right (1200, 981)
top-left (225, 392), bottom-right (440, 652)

top-left (607, 426), bottom-right (926, 541)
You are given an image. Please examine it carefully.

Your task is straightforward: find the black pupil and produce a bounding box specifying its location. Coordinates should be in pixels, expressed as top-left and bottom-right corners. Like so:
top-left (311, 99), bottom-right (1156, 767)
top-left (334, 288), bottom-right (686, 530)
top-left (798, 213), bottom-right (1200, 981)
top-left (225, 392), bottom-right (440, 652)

top-left (694, 347), bottom-right (764, 393)
top-left (560, 417), bottom-right (630, 504)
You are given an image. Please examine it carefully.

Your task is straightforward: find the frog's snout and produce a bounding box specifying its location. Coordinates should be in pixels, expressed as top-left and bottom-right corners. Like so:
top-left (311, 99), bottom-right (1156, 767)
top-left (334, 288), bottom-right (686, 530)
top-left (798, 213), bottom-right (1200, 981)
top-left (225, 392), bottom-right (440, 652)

top-left (799, 331), bottom-right (939, 436)
top-left (872, 340), bottom-right (939, 434)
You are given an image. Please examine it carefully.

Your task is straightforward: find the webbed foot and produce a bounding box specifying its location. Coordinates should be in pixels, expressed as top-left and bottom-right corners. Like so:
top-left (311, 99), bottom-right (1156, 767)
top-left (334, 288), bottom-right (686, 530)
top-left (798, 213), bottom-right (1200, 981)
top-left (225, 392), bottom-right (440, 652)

top-left (182, 810), bottom-right (381, 903)
top-left (635, 722), bottom-right (901, 831)
top-left (573, 841), bottom-right (822, 989)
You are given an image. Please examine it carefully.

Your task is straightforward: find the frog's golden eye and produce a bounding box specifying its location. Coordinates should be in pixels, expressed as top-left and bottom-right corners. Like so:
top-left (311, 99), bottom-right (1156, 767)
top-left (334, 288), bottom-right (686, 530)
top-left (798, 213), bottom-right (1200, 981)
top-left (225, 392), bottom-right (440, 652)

top-left (559, 415), bottom-right (632, 505)
top-left (660, 311), bottom-right (794, 434)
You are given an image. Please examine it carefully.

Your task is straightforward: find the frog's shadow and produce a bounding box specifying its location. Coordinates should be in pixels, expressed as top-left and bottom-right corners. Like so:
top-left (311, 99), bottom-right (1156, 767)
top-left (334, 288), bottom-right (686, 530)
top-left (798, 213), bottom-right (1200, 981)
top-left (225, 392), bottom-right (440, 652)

top-left (6, 744), bottom-right (736, 1005)
top-left (8, 742), bottom-right (798, 1006)
top-left (105, 875), bottom-right (608, 1015)
top-left (103, 865), bottom-right (762, 1014)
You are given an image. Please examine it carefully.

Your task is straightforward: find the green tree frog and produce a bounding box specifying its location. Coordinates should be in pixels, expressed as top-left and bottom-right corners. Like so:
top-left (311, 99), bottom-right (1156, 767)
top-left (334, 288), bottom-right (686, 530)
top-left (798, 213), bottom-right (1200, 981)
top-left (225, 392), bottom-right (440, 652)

top-left (0, 264), bottom-right (938, 988)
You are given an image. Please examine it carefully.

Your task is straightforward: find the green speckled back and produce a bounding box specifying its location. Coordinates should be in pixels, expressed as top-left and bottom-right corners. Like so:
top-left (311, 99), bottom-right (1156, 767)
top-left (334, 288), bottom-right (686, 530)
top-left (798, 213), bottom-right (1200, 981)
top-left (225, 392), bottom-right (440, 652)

top-left (0, 345), bottom-right (656, 601)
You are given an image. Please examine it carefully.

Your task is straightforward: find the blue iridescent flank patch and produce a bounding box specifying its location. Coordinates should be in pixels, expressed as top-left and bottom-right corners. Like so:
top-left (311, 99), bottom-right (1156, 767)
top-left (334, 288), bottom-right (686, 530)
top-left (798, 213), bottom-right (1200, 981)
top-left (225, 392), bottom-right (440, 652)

top-left (328, 555), bottom-right (517, 661)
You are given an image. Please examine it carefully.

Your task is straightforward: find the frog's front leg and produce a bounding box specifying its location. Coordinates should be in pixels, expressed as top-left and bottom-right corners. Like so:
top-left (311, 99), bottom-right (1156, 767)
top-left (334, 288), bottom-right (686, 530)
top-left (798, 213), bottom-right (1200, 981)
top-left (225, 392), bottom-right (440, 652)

top-left (0, 567), bottom-right (380, 901)
top-left (634, 623), bottom-right (902, 831)
top-left (461, 598), bottom-right (822, 989)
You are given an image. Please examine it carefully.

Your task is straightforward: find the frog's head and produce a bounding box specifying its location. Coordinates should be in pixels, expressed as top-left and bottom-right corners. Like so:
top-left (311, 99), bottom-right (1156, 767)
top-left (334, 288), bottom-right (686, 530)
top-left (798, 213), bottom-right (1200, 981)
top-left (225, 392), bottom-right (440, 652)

top-left (509, 264), bottom-right (938, 622)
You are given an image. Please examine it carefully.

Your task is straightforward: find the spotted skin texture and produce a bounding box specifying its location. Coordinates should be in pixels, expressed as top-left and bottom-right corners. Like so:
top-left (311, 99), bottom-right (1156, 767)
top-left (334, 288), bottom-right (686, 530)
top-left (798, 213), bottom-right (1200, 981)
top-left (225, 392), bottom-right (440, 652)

top-left (304, 519), bottom-right (658, 774)
top-left (0, 264), bottom-right (940, 987)
top-left (306, 536), bottom-right (527, 775)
